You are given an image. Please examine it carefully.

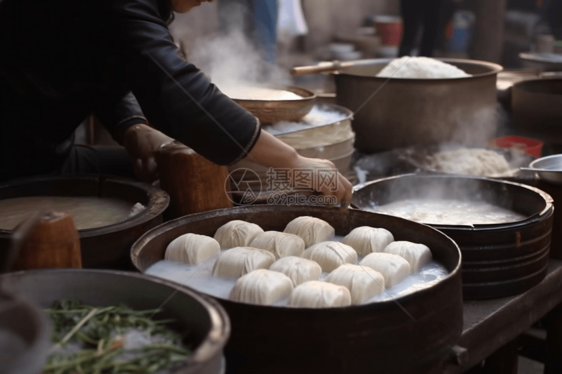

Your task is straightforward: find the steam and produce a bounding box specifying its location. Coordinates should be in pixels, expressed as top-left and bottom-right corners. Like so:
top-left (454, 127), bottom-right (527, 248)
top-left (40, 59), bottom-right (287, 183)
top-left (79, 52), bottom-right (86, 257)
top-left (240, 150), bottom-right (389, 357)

top-left (188, 3), bottom-right (291, 90)
top-left (448, 105), bottom-right (499, 146)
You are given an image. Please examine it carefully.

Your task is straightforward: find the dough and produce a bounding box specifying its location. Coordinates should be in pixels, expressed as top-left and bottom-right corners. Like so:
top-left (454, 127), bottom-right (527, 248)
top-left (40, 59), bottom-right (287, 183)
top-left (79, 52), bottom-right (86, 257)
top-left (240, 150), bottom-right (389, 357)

top-left (283, 216), bottom-right (335, 247)
top-left (229, 269), bottom-right (294, 306)
top-left (214, 220), bottom-right (264, 249)
top-left (325, 264), bottom-right (385, 304)
top-left (212, 247), bottom-right (275, 278)
top-left (249, 231), bottom-right (305, 259)
top-left (341, 226), bottom-right (394, 256)
top-left (164, 233), bottom-right (220, 265)
top-left (288, 281), bottom-right (351, 308)
top-left (376, 56), bottom-right (470, 79)
top-left (302, 241), bottom-right (357, 272)
top-left (359, 253), bottom-right (411, 288)
top-left (269, 256), bottom-right (322, 286)
top-left (384, 241), bottom-right (432, 273)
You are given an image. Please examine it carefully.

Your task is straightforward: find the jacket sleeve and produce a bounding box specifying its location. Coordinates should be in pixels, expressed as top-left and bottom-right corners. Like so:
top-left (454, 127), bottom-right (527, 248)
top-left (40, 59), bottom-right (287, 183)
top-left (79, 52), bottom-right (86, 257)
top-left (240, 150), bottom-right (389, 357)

top-left (104, 0), bottom-right (261, 165)
top-left (93, 91), bottom-right (148, 144)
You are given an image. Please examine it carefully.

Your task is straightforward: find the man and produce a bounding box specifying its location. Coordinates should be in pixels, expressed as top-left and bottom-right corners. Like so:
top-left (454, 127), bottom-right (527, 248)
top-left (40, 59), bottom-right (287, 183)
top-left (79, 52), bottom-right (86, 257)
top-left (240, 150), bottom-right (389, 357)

top-left (399, 0), bottom-right (443, 57)
top-left (0, 0), bottom-right (352, 203)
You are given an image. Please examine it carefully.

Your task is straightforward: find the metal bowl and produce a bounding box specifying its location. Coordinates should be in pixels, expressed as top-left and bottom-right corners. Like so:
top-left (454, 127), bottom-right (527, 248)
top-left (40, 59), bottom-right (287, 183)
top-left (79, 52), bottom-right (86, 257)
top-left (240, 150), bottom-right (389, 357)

top-left (512, 79), bottom-right (562, 145)
top-left (519, 52), bottom-right (562, 71)
top-left (232, 86), bottom-right (316, 123)
top-left (529, 154), bottom-right (562, 185)
top-left (0, 269), bottom-right (230, 374)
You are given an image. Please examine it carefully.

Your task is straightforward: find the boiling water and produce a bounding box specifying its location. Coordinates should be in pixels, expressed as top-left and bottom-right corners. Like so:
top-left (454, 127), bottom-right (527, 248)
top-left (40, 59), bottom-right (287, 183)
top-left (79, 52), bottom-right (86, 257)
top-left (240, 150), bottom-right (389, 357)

top-left (146, 235), bottom-right (449, 307)
top-left (0, 196), bottom-right (137, 230)
top-left (369, 199), bottom-right (527, 226)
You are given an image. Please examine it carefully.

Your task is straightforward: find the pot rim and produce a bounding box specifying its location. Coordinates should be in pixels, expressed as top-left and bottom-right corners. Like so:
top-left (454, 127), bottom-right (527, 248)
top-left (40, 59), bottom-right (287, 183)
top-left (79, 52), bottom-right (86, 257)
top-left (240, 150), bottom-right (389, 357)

top-left (0, 268), bottom-right (231, 368)
top-left (352, 173), bottom-right (554, 231)
top-left (131, 205), bottom-right (462, 311)
top-left (0, 175), bottom-right (170, 237)
top-left (334, 57), bottom-right (503, 81)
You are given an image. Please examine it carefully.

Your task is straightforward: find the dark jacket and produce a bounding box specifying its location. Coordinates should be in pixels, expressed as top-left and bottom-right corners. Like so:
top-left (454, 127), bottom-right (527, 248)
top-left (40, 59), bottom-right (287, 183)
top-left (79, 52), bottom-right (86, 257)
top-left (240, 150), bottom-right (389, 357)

top-left (0, 0), bottom-right (260, 180)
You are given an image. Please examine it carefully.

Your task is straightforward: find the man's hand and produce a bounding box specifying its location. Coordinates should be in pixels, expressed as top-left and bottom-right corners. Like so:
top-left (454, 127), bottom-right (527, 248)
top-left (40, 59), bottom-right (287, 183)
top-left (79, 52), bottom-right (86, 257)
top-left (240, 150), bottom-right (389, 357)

top-left (291, 156), bottom-right (353, 207)
top-left (246, 131), bottom-right (353, 206)
top-left (122, 124), bottom-right (174, 183)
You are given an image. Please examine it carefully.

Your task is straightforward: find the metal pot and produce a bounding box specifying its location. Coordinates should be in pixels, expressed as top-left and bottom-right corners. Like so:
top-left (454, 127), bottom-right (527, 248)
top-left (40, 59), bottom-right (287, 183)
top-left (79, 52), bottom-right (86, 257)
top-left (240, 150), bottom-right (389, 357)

top-left (131, 205), bottom-right (463, 374)
top-left (512, 78), bottom-right (562, 145)
top-left (0, 269), bottom-right (230, 374)
top-left (352, 174), bottom-right (554, 299)
top-left (334, 58), bottom-right (502, 153)
top-left (0, 176), bottom-right (169, 268)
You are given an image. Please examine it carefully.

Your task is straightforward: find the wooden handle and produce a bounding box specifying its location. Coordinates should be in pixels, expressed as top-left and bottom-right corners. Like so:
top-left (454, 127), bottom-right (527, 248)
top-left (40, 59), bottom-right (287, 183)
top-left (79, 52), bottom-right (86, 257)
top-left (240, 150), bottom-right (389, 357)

top-left (290, 60), bottom-right (363, 76)
top-left (291, 63), bottom-right (339, 76)
top-left (12, 211), bottom-right (82, 270)
top-left (156, 142), bottom-right (233, 218)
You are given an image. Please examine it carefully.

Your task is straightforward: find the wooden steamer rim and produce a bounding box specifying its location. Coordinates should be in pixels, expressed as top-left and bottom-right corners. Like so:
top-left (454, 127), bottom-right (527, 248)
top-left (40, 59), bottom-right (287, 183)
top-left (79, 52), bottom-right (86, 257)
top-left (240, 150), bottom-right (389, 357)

top-left (131, 205), bottom-right (463, 374)
top-left (352, 174), bottom-right (555, 300)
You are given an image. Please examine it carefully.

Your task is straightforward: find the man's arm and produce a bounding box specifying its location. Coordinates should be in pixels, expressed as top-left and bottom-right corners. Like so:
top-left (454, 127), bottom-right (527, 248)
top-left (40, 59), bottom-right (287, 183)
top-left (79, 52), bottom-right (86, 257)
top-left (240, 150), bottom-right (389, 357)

top-left (93, 91), bottom-right (148, 144)
top-left (104, 0), bottom-right (260, 166)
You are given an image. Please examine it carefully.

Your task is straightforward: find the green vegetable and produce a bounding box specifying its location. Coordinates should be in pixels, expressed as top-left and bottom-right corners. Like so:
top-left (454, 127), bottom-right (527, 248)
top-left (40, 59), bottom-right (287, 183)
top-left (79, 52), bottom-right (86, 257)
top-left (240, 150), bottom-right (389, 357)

top-left (43, 299), bottom-right (190, 374)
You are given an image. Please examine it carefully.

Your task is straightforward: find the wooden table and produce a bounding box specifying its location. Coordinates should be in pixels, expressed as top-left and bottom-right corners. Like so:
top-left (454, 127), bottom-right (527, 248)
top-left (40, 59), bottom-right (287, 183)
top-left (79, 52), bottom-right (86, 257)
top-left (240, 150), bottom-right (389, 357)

top-left (440, 260), bottom-right (562, 373)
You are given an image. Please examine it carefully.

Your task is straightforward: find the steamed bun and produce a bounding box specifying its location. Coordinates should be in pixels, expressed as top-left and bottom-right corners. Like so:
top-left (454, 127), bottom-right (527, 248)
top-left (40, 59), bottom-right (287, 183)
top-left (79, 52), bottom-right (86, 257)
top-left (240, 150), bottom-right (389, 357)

top-left (302, 241), bottom-right (357, 272)
top-left (250, 231), bottom-right (305, 259)
top-left (288, 281), bottom-right (351, 308)
top-left (284, 216), bottom-right (335, 247)
top-left (269, 256), bottom-right (322, 286)
top-left (384, 241), bottom-right (432, 273)
top-left (341, 226), bottom-right (394, 256)
top-left (165, 233), bottom-right (220, 265)
top-left (230, 269), bottom-right (294, 306)
top-left (214, 220), bottom-right (264, 249)
top-left (212, 247), bottom-right (275, 278)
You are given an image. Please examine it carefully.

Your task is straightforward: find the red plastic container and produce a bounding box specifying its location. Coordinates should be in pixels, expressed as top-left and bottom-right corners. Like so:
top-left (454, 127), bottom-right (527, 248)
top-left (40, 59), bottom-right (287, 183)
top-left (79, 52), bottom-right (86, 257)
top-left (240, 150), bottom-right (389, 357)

top-left (374, 16), bottom-right (403, 46)
top-left (489, 136), bottom-right (543, 157)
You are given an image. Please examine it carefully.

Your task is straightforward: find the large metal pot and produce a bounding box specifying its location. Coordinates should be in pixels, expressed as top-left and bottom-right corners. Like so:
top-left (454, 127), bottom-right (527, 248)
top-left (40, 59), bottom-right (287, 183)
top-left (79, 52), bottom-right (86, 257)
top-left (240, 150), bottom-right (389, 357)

top-left (0, 176), bottom-right (169, 268)
top-left (352, 174), bottom-right (554, 299)
top-left (334, 58), bottom-right (503, 153)
top-left (512, 78), bottom-right (562, 145)
top-left (0, 269), bottom-right (230, 374)
top-left (131, 206), bottom-right (463, 374)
